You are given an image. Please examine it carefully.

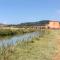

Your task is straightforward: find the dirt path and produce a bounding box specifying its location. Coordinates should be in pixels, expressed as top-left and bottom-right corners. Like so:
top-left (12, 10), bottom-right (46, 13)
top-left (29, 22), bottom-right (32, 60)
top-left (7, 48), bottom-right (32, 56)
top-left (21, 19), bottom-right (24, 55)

top-left (52, 31), bottom-right (60, 60)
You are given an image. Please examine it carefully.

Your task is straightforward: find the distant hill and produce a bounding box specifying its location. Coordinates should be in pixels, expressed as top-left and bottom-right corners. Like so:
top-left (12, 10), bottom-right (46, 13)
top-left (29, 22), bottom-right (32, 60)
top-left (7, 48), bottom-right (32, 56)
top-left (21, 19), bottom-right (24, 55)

top-left (0, 20), bottom-right (49, 27)
top-left (17, 20), bottom-right (50, 26)
top-left (0, 23), bottom-right (7, 27)
top-left (0, 20), bottom-right (59, 27)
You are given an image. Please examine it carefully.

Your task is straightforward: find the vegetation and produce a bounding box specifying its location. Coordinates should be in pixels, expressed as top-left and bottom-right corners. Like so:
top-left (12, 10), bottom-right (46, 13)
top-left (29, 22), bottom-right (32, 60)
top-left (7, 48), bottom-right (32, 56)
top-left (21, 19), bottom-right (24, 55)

top-left (0, 20), bottom-right (53, 27)
top-left (0, 30), bottom-right (59, 60)
top-left (0, 28), bottom-right (37, 36)
top-left (16, 20), bottom-right (50, 27)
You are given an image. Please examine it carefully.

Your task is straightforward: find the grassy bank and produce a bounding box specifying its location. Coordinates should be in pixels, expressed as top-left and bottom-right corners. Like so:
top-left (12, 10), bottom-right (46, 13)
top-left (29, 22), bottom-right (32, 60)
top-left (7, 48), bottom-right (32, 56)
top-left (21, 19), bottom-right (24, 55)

top-left (0, 30), bottom-right (59, 60)
top-left (0, 28), bottom-right (37, 36)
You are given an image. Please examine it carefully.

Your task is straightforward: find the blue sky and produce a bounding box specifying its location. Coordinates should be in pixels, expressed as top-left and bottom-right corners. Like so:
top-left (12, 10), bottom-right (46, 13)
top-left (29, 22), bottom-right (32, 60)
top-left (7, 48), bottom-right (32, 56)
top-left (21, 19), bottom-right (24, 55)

top-left (0, 0), bottom-right (60, 24)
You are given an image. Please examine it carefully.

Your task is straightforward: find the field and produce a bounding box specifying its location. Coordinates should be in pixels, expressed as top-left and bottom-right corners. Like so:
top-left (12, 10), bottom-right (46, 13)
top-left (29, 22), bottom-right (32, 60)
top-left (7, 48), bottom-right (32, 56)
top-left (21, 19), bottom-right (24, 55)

top-left (0, 30), bottom-right (60, 60)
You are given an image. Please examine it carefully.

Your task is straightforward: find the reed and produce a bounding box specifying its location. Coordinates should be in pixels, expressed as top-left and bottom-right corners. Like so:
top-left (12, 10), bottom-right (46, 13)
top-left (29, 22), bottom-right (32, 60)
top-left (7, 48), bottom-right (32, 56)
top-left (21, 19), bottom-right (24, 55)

top-left (0, 29), bottom-right (58, 60)
top-left (0, 28), bottom-right (37, 36)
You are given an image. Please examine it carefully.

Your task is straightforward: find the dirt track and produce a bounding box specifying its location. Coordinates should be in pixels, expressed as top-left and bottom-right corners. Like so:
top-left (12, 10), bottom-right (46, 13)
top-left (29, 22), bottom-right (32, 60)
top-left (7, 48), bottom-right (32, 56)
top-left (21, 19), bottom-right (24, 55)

top-left (52, 30), bottom-right (60, 60)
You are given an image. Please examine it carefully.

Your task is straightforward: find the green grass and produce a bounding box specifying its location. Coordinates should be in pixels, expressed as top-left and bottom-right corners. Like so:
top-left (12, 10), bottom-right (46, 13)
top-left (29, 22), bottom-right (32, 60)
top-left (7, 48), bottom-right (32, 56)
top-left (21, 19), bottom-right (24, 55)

top-left (0, 28), bottom-right (37, 36)
top-left (0, 29), bottom-right (59, 60)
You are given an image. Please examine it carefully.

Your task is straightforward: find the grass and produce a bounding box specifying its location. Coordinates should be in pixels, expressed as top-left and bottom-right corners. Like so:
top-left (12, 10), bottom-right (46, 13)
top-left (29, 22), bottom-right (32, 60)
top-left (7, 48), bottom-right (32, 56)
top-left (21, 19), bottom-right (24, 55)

top-left (0, 28), bottom-right (37, 36)
top-left (0, 29), bottom-right (59, 60)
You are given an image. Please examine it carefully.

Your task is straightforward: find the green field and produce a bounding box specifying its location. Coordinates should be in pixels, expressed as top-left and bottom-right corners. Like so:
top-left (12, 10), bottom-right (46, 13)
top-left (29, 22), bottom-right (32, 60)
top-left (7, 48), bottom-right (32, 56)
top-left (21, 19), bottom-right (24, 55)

top-left (0, 30), bottom-right (59, 60)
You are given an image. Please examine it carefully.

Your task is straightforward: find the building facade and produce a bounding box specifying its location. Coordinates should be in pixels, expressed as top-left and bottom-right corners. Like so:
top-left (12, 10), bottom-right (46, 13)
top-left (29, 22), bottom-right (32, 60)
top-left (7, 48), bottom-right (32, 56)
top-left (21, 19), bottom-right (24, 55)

top-left (32, 20), bottom-right (60, 29)
top-left (48, 21), bottom-right (60, 29)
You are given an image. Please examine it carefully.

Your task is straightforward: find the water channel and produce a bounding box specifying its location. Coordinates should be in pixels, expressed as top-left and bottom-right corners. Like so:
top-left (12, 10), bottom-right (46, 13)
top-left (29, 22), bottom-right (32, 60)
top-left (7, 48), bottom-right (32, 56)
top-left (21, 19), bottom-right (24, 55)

top-left (0, 32), bottom-right (40, 46)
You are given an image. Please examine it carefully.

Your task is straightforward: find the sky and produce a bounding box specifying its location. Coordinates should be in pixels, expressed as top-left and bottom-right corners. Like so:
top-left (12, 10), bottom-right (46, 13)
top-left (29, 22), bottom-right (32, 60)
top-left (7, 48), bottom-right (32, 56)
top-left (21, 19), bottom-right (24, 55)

top-left (0, 0), bottom-right (60, 24)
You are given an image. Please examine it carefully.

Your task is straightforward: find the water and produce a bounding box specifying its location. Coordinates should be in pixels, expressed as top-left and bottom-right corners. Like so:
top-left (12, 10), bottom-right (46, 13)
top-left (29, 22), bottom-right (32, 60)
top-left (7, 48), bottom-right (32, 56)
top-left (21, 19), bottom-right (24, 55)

top-left (0, 32), bottom-right (40, 46)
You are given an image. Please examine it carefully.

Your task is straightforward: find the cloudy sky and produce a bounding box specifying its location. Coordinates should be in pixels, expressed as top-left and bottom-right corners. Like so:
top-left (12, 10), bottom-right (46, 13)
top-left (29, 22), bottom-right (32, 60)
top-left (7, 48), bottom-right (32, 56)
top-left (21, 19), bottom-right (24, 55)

top-left (0, 0), bottom-right (60, 24)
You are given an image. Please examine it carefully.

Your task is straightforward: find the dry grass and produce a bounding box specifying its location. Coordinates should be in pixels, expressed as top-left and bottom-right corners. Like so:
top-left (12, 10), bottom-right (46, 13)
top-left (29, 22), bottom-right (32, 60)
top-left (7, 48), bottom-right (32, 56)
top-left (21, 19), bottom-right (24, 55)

top-left (0, 28), bottom-right (36, 36)
top-left (0, 30), bottom-right (60, 60)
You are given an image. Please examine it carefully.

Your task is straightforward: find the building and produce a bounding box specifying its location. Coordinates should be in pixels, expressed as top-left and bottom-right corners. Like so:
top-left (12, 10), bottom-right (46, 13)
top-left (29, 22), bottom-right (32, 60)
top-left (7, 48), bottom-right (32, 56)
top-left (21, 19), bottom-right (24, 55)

top-left (48, 21), bottom-right (60, 29)
top-left (32, 20), bottom-right (60, 29)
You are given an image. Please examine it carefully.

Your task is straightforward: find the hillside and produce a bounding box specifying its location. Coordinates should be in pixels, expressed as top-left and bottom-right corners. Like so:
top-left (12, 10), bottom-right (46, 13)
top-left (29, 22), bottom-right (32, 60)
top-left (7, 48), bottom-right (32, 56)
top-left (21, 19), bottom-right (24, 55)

top-left (0, 20), bottom-right (60, 27)
top-left (0, 20), bottom-right (49, 27)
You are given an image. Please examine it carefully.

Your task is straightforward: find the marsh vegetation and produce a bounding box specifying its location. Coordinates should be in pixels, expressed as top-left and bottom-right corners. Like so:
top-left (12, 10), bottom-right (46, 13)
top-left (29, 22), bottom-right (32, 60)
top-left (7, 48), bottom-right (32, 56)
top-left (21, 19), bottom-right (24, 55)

top-left (0, 29), bottom-right (58, 60)
top-left (0, 28), bottom-right (37, 36)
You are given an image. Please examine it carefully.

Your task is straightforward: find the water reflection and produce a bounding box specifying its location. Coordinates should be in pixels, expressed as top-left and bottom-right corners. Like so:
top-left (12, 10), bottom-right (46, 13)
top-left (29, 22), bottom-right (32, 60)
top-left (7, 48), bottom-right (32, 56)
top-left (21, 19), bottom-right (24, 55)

top-left (0, 32), bottom-right (40, 46)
